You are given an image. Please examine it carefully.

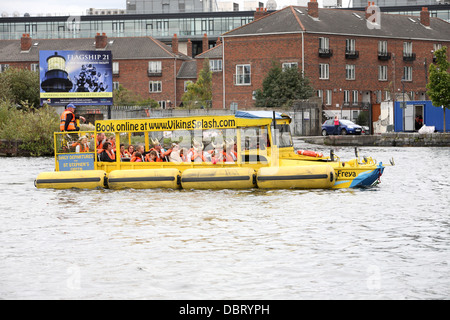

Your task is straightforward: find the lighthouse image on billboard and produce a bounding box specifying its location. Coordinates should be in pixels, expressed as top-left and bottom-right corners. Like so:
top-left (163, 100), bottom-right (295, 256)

top-left (41, 51), bottom-right (73, 92)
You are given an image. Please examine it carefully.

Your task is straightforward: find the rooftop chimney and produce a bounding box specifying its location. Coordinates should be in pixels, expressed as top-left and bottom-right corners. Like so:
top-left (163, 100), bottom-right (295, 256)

top-left (308, 0), bottom-right (319, 19)
top-left (21, 34), bottom-right (32, 51)
top-left (95, 32), bottom-right (107, 49)
top-left (420, 7), bottom-right (430, 27)
top-left (202, 33), bottom-right (209, 53)
top-left (172, 33), bottom-right (179, 54)
top-left (187, 39), bottom-right (193, 57)
top-left (365, 2), bottom-right (376, 20)
top-left (254, 7), bottom-right (268, 21)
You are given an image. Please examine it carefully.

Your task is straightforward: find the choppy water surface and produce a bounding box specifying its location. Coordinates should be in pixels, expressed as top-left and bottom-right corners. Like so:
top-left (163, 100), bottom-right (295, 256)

top-left (1, 141), bottom-right (449, 299)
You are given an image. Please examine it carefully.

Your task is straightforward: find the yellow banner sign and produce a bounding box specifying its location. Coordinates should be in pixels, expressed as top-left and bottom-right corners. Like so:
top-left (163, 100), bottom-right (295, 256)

top-left (96, 116), bottom-right (237, 133)
top-left (41, 92), bottom-right (113, 98)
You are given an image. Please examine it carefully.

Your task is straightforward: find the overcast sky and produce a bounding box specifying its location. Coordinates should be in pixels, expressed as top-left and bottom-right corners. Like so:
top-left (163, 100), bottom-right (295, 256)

top-left (1, 0), bottom-right (350, 16)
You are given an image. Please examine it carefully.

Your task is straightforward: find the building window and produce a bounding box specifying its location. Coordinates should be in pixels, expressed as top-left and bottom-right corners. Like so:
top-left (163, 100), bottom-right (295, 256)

top-left (30, 63), bottom-right (39, 72)
top-left (113, 81), bottom-right (120, 90)
top-left (149, 81), bottom-right (162, 92)
top-left (344, 90), bottom-right (350, 105)
top-left (319, 37), bottom-right (329, 50)
top-left (184, 80), bottom-right (193, 92)
top-left (319, 64), bottom-right (329, 79)
top-left (235, 64), bottom-right (251, 85)
top-left (385, 90), bottom-right (391, 101)
top-left (148, 61), bottom-right (162, 75)
top-left (345, 64), bottom-right (355, 80)
top-left (210, 59), bottom-right (222, 72)
top-left (113, 62), bottom-right (119, 75)
top-left (378, 65), bottom-right (388, 81)
top-left (352, 90), bottom-right (358, 105)
top-left (0, 64), bottom-right (9, 73)
top-left (378, 40), bottom-right (387, 54)
top-left (326, 89), bottom-right (332, 106)
top-left (403, 41), bottom-right (413, 55)
top-left (282, 62), bottom-right (298, 70)
top-left (403, 66), bottom-right (412, 81)
top-left (317, 90), bottom-right (323, 103)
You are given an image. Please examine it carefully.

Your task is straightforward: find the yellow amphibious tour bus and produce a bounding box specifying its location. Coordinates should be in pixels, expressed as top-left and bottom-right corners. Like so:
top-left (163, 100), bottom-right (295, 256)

top-left (35, 111), bottom-right (390, 190)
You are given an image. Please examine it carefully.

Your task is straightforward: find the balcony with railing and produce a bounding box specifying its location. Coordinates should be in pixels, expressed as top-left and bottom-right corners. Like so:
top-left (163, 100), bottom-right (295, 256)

top-left (378, 51), bottom-right (391, 61)
top-left (403, 52), bottom-right (416, 61)
top-left (318, 48), bottom-right (333, 58)
top-left (345, 50), bottom-right (359, 59)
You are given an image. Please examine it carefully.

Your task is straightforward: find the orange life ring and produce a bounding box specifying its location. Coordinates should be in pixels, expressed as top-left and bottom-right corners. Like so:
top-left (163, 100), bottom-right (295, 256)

top-left (297, 150), bottom-right (323, 158)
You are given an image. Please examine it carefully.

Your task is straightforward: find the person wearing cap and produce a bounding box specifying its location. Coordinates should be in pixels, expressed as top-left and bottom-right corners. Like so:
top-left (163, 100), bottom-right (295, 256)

top-left (60, 103), bottom-right (86, 131)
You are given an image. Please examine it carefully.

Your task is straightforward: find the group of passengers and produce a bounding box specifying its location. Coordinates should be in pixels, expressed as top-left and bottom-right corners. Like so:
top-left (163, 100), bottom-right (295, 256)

top-left (98, 135), bottom-right (238, 164)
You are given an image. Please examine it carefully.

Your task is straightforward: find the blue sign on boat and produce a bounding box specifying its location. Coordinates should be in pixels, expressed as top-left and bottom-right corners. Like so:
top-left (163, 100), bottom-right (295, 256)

top-left (58, 153), bottom-right (95, 171)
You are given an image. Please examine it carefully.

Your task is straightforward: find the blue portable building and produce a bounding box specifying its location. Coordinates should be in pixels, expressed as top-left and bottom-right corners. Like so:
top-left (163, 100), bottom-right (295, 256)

top-left (394, 100), bottom-right (450, 132)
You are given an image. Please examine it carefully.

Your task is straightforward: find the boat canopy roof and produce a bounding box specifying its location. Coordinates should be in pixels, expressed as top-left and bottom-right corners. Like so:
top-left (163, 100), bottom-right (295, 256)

top-left (235, 111), bottom-right (290, 121)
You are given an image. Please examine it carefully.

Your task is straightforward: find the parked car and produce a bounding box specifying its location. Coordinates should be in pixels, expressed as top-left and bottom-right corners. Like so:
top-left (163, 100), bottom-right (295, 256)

top-left (321, 119), bottom-right (363, 136)
top-left (362, 126), bottom-right (370, 135)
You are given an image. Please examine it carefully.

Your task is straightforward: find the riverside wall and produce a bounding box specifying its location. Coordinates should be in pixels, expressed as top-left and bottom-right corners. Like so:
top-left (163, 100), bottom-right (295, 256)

top-left (299, 133), bottom-right (450, 147)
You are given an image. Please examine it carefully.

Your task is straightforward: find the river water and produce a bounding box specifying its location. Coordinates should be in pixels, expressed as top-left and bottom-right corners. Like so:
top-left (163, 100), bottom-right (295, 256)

top-left (1, 141), bottom-right (449, 300)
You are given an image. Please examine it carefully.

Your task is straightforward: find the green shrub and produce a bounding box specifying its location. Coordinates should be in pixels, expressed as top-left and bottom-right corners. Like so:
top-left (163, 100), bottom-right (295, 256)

top-left (0, 102), bottom-right (59, 156)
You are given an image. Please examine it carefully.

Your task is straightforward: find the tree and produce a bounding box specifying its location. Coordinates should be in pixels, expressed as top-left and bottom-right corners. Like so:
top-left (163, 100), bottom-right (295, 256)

top-left (426, 46), bottom-right (450, 132)
top-left (0, 67), bottom-right (40, 107)
top-left (181, 59), bottom-right (212, 109)
top-left (113, 84), bottom-right (159, 108)
top-left (254, 62), bottom-right (314, 108)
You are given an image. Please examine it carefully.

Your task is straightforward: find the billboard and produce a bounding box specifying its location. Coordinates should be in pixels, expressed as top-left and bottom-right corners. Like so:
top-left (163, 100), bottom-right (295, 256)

top-left (39, 50), bottom-right (113, 106)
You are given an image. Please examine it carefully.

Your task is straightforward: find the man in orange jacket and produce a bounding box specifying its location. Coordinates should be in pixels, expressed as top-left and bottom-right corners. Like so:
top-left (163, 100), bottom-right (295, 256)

top-left (60, 103), bottom-right (86, 131)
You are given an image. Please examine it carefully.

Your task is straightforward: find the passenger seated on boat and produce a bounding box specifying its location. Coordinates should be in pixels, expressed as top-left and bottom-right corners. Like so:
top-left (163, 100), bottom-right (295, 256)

top-left (131, 145), bottom-right (145, 162)
top-left (169, 144), bottom-right (182, 163)
top-left (150, 138), bottom-right (171, 161)
top-left (180, 148), bottom-right (190, 162)
top-left (191, 139), bottom-right (205, 162)
top-left (75, 136), bottom-right (90, 153)
top-left (99, 141), bottom-right (115, 162)
top-left (145, 150), bottom-right (159, 162)
top-left (224, 139), bottom-right (237, 162)
top-left (127, 145), bottom-right (135, 156)
top-left (120, 144), bottom-right (131, 159)
top-left (131, 152), bottom-right (142, 162)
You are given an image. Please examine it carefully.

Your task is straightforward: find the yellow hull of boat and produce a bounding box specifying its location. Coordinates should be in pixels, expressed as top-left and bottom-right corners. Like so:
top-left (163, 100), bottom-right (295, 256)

top-left (35, 170), bottom-right (106, 189)
top-left (108, 168), bottom-right (181, 189)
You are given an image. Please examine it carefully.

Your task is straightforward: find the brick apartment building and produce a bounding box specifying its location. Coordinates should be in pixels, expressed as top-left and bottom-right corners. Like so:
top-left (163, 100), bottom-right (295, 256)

top-left (216, 1), bottom-right (450, 119)
top-left (0, 2), bottom-right (449, 121)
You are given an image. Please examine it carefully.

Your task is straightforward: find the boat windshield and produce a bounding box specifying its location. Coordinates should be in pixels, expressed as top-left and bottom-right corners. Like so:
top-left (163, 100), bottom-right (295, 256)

top-left (273, 124), bottom-right (293, 148)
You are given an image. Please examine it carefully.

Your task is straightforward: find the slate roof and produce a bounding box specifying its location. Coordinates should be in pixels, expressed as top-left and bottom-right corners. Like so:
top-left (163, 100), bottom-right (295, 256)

top-left (0, 36), bottom-right (190, 62)
top-left (177, 60), bottom-right (197, 78)
top-left (223, 6), bottom-right (450, 41)
top-left (195, 43), bottom-right (223, 59)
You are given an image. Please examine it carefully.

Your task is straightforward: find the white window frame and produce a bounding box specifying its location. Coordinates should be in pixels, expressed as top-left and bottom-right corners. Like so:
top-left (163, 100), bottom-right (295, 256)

top-left (326, 89), bottom-right (332, 106)
top-left (319, 37), bottom-right (329, 50)
top-left (346, 39), bottom-right (356, 52)
top-left (113, 81), bottom-right (120, 90)
top-left (210, 59), bottom-right (222, 72)
top-left (403, 66), bottom-right (412, 81)
top-left (0, 64), bottom-right (9, 73)
top-left (378, 65), bottom-right (388, 81)
top-left (30, 63), bottom-right (39, 72)
top-left (184, 80), bottom-right (193, 92)
top-left (319, 63), bottom-right (329, 80)
top-left (148, 61), bottom-right (162, 74)
top-left (345, 64), bottom-right (355, 80)
top-left (112, 62), bottom-right (119, 75)
top-left (235, 64), bottom-right (251, 85)
top-left (317, 90), bottom-right (323, 103)
top-left (352, 90), bottom-right (358, 105)
top-left (282, 62), bottom-right (298, 71)
top-left (403, 42), bottom-right (413, 55)
top-left (378, 40), bottom-right (388, 54)
top-left (149, 81), bottom-right (162, 93)
top-left (344, 90), bottom-right (350, 105)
